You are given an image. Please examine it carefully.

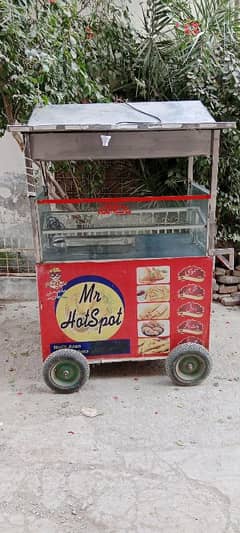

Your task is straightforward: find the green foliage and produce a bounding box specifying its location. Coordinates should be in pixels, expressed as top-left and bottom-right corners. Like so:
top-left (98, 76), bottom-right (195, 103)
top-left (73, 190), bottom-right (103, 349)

top-left (0, 0), bottom-right (239, 241)
top-left (0, 0), bottom-right (138, 124)
top-left (0, 0), bottom-right (101, 132)
top-left (134, 0), bottom-right (240, 242)
top-left (83, 1), bottom-right (138, 98)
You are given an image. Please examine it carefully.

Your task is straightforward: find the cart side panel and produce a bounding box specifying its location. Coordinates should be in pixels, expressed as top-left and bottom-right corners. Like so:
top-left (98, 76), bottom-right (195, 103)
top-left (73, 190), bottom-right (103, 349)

top-left (36, 257), bottom-right (213, 362)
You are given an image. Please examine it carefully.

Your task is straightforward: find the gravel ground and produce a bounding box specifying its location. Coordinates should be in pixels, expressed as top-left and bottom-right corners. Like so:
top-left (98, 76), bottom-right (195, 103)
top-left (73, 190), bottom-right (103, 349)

top-left (0, 300), bottom-right (240, 533)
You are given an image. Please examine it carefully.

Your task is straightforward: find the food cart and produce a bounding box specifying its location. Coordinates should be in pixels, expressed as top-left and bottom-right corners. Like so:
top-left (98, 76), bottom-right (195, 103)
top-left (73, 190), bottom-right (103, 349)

top-left (9, 101), bottom-right (235, 392)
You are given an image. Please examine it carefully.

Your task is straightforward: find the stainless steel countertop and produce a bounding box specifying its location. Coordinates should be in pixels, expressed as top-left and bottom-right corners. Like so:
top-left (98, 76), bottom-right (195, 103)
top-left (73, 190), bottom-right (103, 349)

top-left (8, 101), bottom-right (235, 132)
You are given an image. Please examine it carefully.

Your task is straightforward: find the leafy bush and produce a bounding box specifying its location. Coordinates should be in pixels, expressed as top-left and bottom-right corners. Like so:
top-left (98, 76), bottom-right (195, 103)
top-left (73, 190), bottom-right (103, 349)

top-left (82, 1), bottom-right (138, 99)
top-left (0, 0), bottom-right (239, 242)
top-left (133, 0), bottom-right (240, 243)
top-left (1, 0), bottom-right (98, 134)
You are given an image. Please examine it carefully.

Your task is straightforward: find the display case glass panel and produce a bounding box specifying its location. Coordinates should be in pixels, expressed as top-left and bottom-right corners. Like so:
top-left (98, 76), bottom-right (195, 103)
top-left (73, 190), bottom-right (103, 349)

top-left (37, 192), bottom-right (209, 262)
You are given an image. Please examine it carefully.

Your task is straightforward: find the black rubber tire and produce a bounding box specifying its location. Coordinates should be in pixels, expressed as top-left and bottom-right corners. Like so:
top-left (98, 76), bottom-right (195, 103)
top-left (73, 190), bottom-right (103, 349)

top-left (165, 342), bottom-right (212, 386)
top-left (43, 349), bottom-right (90, 393)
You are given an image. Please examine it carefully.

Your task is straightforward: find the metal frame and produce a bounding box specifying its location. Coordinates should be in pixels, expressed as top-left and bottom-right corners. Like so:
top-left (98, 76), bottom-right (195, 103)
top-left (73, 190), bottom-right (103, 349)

top-left (208, 130), bottom-right (221, 254)
top-left (24, 135), bottom-right (41, 263)
top-left (10, 121), bottom-right (234, 133)
top-left (187, 156), bottom-right (194, 194)
top-left (87, 355), bottom-right (168, 364)
top-left (22, 128), bottom-right (224, 260)
top-left (212, 248), bottom-right (235, 270)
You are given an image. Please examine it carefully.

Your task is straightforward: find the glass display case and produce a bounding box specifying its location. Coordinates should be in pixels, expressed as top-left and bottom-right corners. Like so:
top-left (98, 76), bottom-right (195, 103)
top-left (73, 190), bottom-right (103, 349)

top-left (37, 186), bottom-right (209, 262)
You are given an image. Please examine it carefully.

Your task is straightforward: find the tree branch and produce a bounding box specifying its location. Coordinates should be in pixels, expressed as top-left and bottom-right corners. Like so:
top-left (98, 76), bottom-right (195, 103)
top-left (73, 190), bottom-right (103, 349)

top-left (2, 93), bottom-right (24, 151)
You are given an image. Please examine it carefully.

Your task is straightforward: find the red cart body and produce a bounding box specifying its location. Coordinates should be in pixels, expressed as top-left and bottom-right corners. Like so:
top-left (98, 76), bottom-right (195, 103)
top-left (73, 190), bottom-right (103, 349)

top-left (37, 256), bottom-right (213, 363)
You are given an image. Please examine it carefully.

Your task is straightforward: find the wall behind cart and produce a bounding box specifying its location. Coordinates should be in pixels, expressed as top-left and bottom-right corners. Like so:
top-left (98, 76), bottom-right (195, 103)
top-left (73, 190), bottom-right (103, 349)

top-left (0, 133), bottom-right (33, 250)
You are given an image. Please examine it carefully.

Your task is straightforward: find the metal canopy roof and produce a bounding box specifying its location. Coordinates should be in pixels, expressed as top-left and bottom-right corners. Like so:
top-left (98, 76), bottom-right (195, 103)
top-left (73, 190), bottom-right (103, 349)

top-left (8, 101), bottom-right (235, 132)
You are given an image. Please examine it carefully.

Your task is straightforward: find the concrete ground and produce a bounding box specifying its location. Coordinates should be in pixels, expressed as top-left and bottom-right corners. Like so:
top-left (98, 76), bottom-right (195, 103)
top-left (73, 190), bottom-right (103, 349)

top-left (0, 301), bottom-right (240, 533)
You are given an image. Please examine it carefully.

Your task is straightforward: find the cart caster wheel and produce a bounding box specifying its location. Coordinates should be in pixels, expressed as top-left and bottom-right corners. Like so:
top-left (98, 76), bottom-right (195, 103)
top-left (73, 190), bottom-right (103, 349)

top-left (43, 349), bottom-right (90, 393)
top-left (165, 343), bottom-right (212, 386)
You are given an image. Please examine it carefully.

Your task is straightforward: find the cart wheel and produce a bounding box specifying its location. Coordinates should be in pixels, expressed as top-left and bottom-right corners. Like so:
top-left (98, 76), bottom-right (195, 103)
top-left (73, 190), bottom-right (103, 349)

top-left (43, 349), bottom-right (90, 393)
top-left (165, 343), bottom-right (212, 386)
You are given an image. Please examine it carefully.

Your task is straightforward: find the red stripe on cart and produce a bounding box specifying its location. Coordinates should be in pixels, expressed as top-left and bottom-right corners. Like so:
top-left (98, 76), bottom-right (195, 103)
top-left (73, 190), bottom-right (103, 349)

top-left (37, 194), bottom-right (211, 204)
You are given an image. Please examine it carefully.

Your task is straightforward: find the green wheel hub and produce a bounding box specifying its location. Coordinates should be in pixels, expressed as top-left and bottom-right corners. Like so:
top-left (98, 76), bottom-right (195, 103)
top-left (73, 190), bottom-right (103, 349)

top-left (50, 359), bottom-right (81, 387)
top-left (175, 354), bottom-right (206, 382)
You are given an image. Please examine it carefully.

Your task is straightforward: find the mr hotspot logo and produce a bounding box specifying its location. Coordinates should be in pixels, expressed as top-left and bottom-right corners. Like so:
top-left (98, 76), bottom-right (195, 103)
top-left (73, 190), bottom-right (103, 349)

top-left (55, 276), bottom-right (125, 341)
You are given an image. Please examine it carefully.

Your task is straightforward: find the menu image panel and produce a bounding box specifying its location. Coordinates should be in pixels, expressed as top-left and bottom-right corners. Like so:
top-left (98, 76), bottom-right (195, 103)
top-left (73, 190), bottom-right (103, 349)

top-left (137, 303), bottom-right (170, 320)
top-left (178, 284), bottom-right (205, 301)
top-left (138, 337), bottom-right (170, 355)
top-left (172, 259), bottom-right (213, 349)
top-left (177, 302), bottom-right (204, 318)
top-left (136, 266), bottom-right (170, 356)
top-left (178, 265), bottom-right (206, 283)
top-left (137, 266), bottom-right (170, 285)
top-left (137, 284), bottom-right (170, 303)
top-left (138, 320), bottom-right (170, 338)
top-left (177, 319), bottom-right (203, 336)
top-left (136, 258), bottom-right (212, 356)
